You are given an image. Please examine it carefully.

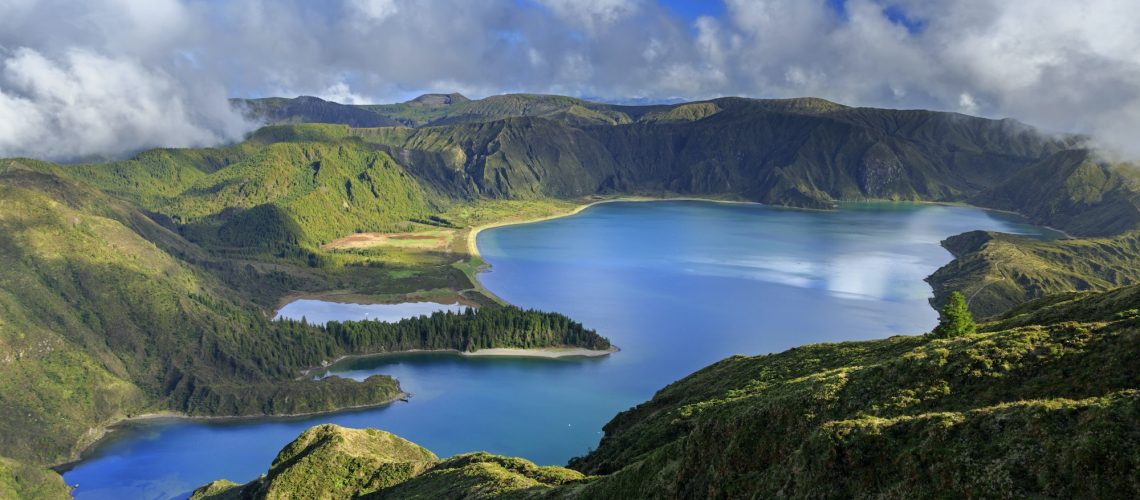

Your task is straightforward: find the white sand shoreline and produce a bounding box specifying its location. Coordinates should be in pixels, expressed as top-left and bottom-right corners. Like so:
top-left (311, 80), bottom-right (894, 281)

top-left (459, 346), bottom-right (618, 358)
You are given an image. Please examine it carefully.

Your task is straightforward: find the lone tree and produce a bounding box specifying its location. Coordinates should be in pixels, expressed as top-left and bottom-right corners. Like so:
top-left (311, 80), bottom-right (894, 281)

top-left (931, 291), bottom-right (976, 338)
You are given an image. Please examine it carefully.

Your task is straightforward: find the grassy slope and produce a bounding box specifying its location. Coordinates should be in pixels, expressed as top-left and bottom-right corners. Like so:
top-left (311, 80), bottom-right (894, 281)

top-left (0, 166), bottom-right (409, 467)
top-left (568, 286), bottom-right (1140, 497)
top-left (191, 425), bottom-right (587, 500)
top-left (0, 457), bottom-right (71, 499)
top-left (193, 424), bottom-right (439, 499)
top-left (190, 285), bottom-right (1140, 498)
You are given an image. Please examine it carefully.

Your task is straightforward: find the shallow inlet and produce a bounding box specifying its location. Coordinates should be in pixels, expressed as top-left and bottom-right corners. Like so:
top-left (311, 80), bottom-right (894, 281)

top-left (274, 299), bottom-right (468, 325)
top-left (62, 200), bottom-right (1055, 500)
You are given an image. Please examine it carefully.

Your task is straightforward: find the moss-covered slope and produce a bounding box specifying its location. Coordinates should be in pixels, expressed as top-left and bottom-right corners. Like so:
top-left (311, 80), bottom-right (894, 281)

top-left (192, 424), bottom-right (438, 499)
top-left (567, 285), bottom-right (1140, 498)
top-left (190, 425), bottom-right (585, 500)
top-left (0, 457), bottom-right (71, 499)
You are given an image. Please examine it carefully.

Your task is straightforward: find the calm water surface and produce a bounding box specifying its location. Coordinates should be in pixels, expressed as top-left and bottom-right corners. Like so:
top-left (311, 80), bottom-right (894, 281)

top-left (62, 201), bottom-right (1054, 499)
top-left (274, 299), bottom-right (467, 325)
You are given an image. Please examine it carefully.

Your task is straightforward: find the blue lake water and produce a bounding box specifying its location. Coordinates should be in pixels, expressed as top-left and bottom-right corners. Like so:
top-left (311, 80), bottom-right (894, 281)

top-left (61, 201), bottom-right (1055, 499)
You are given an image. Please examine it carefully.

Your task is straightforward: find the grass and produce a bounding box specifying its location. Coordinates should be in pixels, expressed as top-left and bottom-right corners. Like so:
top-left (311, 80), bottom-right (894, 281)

top-left (191, 426), bottom-right (586, 500)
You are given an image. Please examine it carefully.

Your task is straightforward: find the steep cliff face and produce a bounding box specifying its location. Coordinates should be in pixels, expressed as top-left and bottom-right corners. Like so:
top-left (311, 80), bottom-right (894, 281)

top-left (238, 93), bottom-right (1076, 213)
top-left (972, 149), bottom-right (1140, 237)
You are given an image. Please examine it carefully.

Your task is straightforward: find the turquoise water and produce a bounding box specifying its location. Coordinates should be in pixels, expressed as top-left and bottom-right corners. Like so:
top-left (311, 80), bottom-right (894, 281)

top-left (274, 299), bottom-right (468, 325)
top-left (61, 201), bottom-right (1055, 499)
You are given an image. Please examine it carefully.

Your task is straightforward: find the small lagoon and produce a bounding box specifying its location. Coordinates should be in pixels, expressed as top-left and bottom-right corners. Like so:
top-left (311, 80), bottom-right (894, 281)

top-left (274, 299), bottom-right (468, 325)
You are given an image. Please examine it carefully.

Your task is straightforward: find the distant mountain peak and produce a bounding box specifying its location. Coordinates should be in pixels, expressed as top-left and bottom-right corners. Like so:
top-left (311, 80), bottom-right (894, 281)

top-left (293, 95), bottom-right (330, 104)
top-left (407, 93), bottom-right (469, 107)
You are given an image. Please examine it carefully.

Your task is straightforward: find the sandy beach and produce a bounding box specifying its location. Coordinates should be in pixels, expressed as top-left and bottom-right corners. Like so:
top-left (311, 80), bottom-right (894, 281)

top-left (460, 346), bottom-right (618, 358)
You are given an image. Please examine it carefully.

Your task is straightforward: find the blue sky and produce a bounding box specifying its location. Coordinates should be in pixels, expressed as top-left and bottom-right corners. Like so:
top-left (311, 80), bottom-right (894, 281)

top-left (661, 0), bottom-right (726, 22)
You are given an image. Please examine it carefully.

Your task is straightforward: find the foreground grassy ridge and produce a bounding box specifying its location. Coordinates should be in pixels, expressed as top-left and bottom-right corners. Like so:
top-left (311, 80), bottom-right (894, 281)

top-left (191, 424), bottom-right (586, 500)
top-left (193, 425), bottom-right (438, 499)
top-left (566, 285), bottom-right (1140, 497)
top-left (191, 285), bottom-right (1140, 498)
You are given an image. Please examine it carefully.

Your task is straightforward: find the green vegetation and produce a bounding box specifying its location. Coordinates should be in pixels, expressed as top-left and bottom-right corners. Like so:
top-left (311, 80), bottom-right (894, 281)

top-left (190, 424), bottom-right (586, 500)
top-left (326, 306), bottom-right (610, 353)
top-left (928, 230), bottom-right (1140, 318)
top-left (565, 284), bottom-right (1140, 497)
top-left (191, 424), bottom-right (437, 499)
top-left (191, 284), bottom-right (1140, 498)
top-left (930, 291), bottom-right (976, 338)
top-left (3, 92), bottom-right (1140, 494)
top-left (971, 149), bottom-right (1140, 237)
top-left (0, 457), bottom-right (71, 499)
top-left (0, 160), bottom-right (607, 483)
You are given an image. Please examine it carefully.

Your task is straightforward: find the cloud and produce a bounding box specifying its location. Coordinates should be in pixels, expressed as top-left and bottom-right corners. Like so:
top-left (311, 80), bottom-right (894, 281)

top-left (0, 47), bottom-right (250, 160)
top-left (533, 0), bottom-right (643, 32)
top-left (0, 0), bottom-right (1139, 159)
top-left (347, 0), bottom-right (400, 23)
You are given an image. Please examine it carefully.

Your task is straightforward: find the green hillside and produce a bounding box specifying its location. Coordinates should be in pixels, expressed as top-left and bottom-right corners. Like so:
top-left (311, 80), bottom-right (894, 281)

top-left (339, 95), bottom-right (1109, 225)
top-left (567, 285), bottom-right (1140, 497)
top-left (927, 230), bottom-right (1140, 318)
top-left (191, 284), bottom-right (1140, 498)
top-left (2, 93), bottom-right (1140, 495)
top-left (0, 161), bottom-right (609, 472)
top-left (191, 424), bottom-right (586, 500)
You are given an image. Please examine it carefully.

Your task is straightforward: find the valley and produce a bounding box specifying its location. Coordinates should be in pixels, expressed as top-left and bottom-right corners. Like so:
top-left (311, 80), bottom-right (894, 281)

top-left (0, 93), bottom-right (1138, 498)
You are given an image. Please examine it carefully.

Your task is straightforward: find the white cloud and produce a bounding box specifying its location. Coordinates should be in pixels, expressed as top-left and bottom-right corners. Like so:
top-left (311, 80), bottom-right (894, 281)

top-left (534, 0), bottom-right (642, 32)
top-left (347, 0), bottom-right (400, 23)
top-left (0, 48), bottom-right (250, 159)
top-left (2, 0), bottom-right (1140, 159)
top-left (319, 82), bottom-right (369, 105)
top-left (958, 93), bottom-right (978, 114)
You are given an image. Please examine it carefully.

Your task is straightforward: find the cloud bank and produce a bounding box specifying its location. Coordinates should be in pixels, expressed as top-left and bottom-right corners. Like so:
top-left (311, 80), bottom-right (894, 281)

top-left (1, 0), bottom-right (1138, 159)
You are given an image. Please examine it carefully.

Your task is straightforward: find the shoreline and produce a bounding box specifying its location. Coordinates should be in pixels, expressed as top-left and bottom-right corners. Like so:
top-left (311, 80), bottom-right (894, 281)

top-left (464, 194), bottom-right (763, 261)
top-left (460, 346), bottom-right (618, 358)
top-left (272, 290), bottom-right (478, 318)
top-left (305, 345), bottom-right (620, 377)
top-left (462, 194), bottom-right (1066, 261)
top-left (53, 391), bottom-right (409, 473)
